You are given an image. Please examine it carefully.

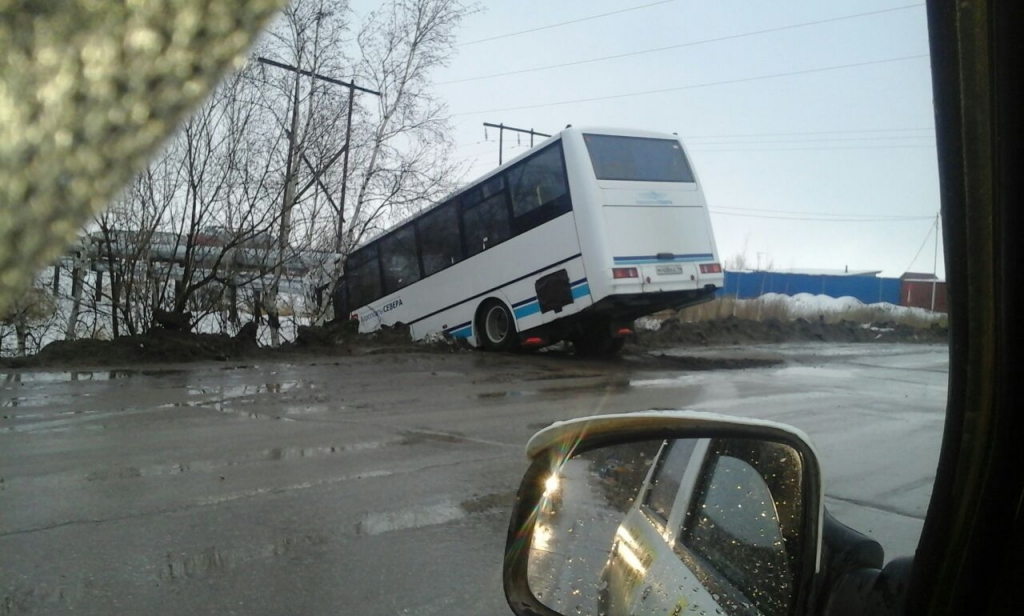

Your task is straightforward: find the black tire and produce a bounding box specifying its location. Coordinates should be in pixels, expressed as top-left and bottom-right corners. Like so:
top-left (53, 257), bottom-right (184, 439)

top-left (477, 300), bottom-right (518, 351)
top-left (572, 324), bottom-right (625, 357)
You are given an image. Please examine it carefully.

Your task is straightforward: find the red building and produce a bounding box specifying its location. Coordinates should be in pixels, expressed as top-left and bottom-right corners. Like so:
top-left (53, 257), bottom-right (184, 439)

top-left (900, 272), bottom-right (947, 313)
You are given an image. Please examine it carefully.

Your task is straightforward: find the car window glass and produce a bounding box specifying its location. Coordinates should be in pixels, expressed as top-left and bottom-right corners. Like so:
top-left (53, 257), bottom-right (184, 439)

top-left (644, 438), bottom-right (697, 522)
top-left (682, 454), bottom-right (792, 616)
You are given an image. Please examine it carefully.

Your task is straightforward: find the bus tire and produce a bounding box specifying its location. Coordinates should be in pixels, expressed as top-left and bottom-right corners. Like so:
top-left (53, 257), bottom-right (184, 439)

top-left (573, 326), bottom-right (625, 357)
top-left (477, 300), bottom-right (518, 352)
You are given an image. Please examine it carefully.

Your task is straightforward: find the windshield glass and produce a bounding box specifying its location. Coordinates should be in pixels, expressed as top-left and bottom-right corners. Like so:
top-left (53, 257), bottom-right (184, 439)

top-left (2, 2), bottom-right (947, 615)
top-left (583, 134), bottom-right (695, 182)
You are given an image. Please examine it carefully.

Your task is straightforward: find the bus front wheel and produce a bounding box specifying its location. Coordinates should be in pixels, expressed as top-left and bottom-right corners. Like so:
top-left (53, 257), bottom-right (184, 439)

top-left (478, 300), bottom-right (518, 352)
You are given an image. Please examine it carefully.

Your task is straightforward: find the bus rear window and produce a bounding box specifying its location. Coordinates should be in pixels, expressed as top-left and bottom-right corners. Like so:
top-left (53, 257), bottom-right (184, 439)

top-left (584, 134), bottom-right (695, 183)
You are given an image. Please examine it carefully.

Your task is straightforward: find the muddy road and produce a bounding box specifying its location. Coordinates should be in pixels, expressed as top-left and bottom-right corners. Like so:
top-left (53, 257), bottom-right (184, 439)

top-left (0, 344), bottom-right (948, 615)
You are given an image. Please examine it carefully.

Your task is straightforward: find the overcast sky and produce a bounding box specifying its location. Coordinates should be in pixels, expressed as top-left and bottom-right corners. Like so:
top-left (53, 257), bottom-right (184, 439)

top-left (358, 0), bottom-right (943, 278)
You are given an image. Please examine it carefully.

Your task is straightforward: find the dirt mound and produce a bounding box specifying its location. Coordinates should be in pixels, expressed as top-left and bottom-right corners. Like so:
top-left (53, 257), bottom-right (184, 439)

top-left (631, 317), bottom-right (948, 350)
top-left (3, 329), bottom-right (259, 368)
top-left (0, 320), bottom-right (464, 369)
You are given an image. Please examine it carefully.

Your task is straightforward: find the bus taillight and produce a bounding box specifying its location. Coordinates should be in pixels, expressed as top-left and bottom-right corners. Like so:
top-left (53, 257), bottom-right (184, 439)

top-left (699, 263), bottom-right (722, 274)
top-left (612, 267), bottom-right (639, 279)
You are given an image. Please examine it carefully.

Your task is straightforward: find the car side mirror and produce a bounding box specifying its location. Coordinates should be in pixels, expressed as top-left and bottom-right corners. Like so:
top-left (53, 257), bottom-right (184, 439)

top-left (503, 411), bottom-right (824, 616)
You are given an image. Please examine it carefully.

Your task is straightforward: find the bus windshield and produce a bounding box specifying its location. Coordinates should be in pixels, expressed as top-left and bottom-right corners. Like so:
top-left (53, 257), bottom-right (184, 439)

top-left (583, 134), bottom-right (695, 183)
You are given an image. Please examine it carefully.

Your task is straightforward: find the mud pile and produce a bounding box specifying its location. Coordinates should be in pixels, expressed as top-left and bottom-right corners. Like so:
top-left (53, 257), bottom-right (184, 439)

top-left (631, 316), bottom-right (948, 350)
top-left (1, 320), bottom-right (461, 369)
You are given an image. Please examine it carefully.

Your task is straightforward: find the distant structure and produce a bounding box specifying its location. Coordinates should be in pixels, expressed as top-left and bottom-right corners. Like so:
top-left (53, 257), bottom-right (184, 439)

top-left (766, 268), bottom-right (882, 277)
top-left (899, 272), bottom-right (947, 312)
top-left (722, 269), bottom-right (947, 312)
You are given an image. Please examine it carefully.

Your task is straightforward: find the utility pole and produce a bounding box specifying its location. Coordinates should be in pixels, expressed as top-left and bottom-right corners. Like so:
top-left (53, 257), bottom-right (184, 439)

top-left (256, 57), bottom-right (381, 327)
top-left (256, 57), bottom-right (381, 252)
top-left (483, 122), bottom-right (551, 165)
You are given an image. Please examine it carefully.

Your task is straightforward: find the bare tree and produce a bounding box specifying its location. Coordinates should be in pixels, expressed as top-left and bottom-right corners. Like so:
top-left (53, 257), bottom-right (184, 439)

top-left (348, 0), bottom-right (472, 243)
top-left (1, 284), bottom-right (57, 357)
top-left (93, 149), bottom-right (182, 337)
top-left (309, 0), bottom-right (472, 324)
top-left (251, 0), bottom-right (353, 345)
top-left (63, 0), bottom-right (474, 343)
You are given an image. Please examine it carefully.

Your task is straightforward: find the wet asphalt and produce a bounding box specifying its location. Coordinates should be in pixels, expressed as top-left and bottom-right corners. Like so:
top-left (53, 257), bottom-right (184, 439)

top-left (0, 343), bottom-right (948, 615)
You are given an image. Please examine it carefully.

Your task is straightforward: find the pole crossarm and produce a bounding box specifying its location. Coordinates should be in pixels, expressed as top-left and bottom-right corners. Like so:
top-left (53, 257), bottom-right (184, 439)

top-left (256, 57), bottom-right (381, 96)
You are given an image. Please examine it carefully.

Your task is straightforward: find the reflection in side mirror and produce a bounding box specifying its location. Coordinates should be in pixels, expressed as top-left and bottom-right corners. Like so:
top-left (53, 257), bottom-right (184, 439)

top-left (511, 427), bottom-right (818, 616)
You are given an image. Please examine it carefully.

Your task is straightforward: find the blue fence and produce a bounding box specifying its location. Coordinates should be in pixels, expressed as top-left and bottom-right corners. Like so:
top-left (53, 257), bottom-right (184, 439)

top-left (721, 271), bottom-right (901, 305)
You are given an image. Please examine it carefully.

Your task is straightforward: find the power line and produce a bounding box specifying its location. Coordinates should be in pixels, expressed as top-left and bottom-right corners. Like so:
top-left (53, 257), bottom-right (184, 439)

top-left (686, 134), bottom-right (934, 145)
top-left (449, 126), bottom-right (934, 152)
top-left (452, 54), bottom-right (929, 116)
top-left (458, 0), bottom-right (675, 47)
top-left (683, 127), bottom-right (934, 139)
top-left (443, 3), bottom-right (924, 84)
top-left (692, 144), bottom-right (935, 152)
top-left (708, 210), bottom-right (934, 222)
top-left (713, 205), bottom-right (933, 219)
top-left (904, 216), bottom-right (938, 271)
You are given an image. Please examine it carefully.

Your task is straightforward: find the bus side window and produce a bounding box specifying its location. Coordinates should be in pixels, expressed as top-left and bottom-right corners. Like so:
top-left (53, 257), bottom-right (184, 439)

top-left (346, 246), bottom-right (382, 309)
top-left (462, 178), bottom-right (511, 257)
top-left (417, 201), bottom-right (463, 277)
top-left (380, 225), bottom-right (421, 294)
top-left (507, 144), bottom-right (569, 218)
top-left (507, 143), bottom-right (572, 235)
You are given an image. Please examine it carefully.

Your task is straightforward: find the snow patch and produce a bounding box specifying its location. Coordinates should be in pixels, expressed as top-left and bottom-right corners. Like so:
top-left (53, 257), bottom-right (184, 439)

top-left (743, 293), bottom-right (943, 321)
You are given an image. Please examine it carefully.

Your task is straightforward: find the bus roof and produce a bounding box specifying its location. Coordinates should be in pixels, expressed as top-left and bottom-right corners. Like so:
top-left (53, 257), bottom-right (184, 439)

top-left (348, 126), bottom-right (685, 254)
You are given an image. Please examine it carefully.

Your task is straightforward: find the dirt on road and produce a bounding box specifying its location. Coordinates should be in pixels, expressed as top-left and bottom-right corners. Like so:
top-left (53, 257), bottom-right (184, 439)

top-left (632, 316), bottom-right (948, 350)
top-left (0, 315), bottom-right (946, 370)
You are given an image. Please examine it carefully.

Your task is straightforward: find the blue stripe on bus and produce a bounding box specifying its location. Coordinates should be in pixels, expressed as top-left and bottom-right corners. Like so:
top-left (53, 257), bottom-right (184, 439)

top-left (512, 279), bottom-right (590, 320)
top-left (447, 322), bottom-right (473, 338)
top-left (514, 302), bottom-right (541, 319)
top-left (443, 278), bottom-right (593, 335)
top-left (408, 253), bottom-right (582, 327)
top-left (613, 253), bottom-right (714, 265)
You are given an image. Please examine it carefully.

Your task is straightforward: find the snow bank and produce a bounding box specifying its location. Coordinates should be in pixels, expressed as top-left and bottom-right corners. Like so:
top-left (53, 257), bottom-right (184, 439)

top-left (754, 292), bottom-right (943, 321)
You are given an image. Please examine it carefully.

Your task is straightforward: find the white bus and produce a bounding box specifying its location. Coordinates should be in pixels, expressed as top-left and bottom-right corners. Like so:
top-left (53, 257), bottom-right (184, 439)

top-left (333, 126), bottom-right (724, 355)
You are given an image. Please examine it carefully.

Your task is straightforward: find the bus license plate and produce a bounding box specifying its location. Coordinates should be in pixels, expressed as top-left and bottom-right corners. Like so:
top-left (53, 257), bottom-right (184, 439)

top-left (656, 264), bottom-right (684, 276)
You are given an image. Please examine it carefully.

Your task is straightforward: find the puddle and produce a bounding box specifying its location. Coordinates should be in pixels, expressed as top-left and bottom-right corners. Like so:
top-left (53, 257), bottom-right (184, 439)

top-left (8, 440), bottom-right (400, 487)
top-left (1, 395), bottom-right (75, 409)
top-left (197, 470), bottom-right (394, 506)
top-left (161, 533), bottom-right (329, 581)
top-left (629, 374), bottom-right (706, 388)
top-left (773, 366), bottom-right (856, 379)
top-left (399, 430), bottom-right (468, 446)
top-left (141, 441), bottom-right (396, 476)
top-left (185, 381), bottom-right (306, 398)
top-left (0, 369), bottom-right (188, 384)
top-left (461, 491), bottom-right (517, 514)
top-left (0, 407), bottom-right (158, 433)
top-left (521, 372), bottom-right (605, 382)
top-left (476, 377), bottom-right (632, 400)
top-left (356, 501), bottom-right (465, 536)
top-left (635, 354), bottom-right (784, 371)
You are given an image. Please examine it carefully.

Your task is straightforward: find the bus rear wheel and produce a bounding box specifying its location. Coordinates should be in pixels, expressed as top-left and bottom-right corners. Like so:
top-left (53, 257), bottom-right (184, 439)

top-left (478, 300), bottom-right (518, 352)
top-left (572, 324), bottom-right (625, 357)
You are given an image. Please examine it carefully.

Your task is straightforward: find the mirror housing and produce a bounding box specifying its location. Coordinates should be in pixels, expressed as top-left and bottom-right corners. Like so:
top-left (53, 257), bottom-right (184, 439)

top-left (503, 411), bottom-right (824, 616)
